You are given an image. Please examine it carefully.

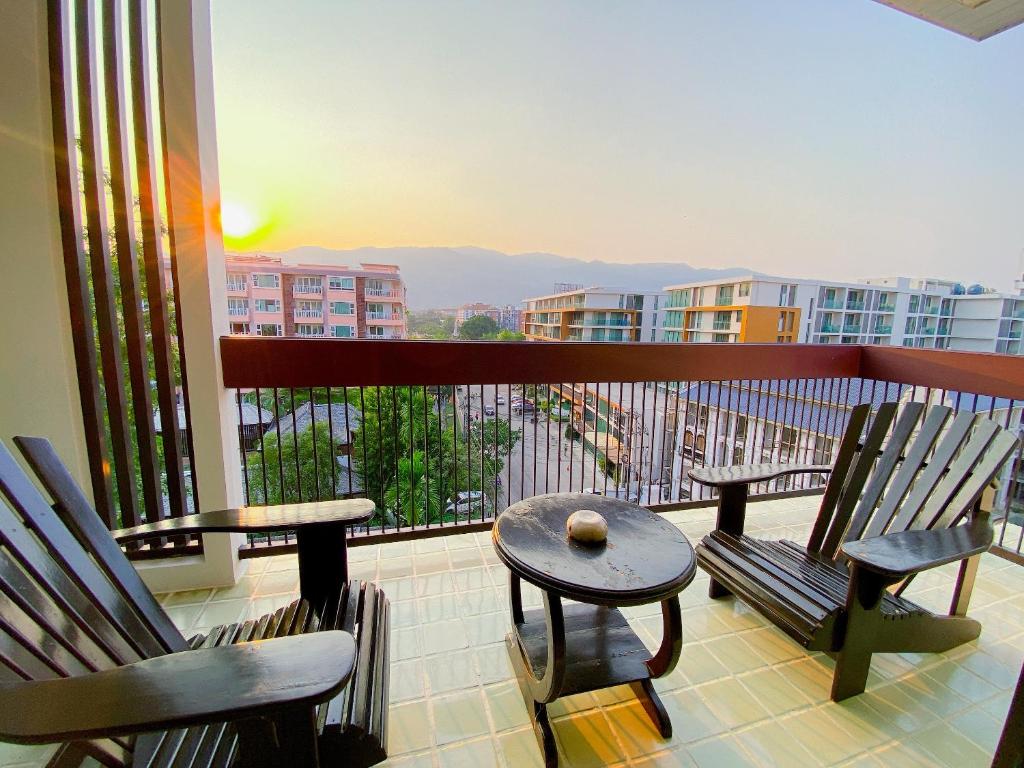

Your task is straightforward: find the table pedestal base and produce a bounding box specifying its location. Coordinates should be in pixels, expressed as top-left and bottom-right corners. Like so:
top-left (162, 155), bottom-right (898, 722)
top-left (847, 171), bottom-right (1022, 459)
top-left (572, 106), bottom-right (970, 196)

top-left (505, 599), bottom-right (678, 767)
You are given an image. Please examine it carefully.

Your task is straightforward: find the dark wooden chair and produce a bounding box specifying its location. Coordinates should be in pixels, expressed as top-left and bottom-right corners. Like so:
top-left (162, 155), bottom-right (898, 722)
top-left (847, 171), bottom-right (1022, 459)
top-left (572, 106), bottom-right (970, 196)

top-left (691, 401), bottom-right (1020, 701)
top-left (0, 437), bottom-right (389, 767)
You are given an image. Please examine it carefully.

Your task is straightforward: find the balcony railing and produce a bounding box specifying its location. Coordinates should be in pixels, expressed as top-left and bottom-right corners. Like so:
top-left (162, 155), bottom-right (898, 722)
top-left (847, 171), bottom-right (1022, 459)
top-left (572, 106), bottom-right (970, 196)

top-left (367, 312), bottom-right (403, 321)
top-left (294, 309), bottom-right (323, 319)
top-left (846, 301), bottom-right (865, 311)
top-left (821, 299), bottom-right (843, 309)
top-left (366, 288), bottom-right (401, 298)
top-left (878, 303), bottom-right (896, 312)
top-left (843, 324), bottom-right (862, 334)
top-left (293, 284), bottom-right (323, 296)
top-left (228, 306), bottom-right (249, 317)
top-left (820, 324), bottom-right (840, 333)
top-left (874, 324), bottom-right (893, 334)
top-left (220, 339), bottom-right (1024, 564)
top-left (712, 321), bottom-right (732, 331)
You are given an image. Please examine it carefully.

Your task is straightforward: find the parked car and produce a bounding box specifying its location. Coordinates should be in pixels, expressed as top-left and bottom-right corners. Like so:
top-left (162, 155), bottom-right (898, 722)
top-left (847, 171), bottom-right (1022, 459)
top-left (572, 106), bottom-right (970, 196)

top-left (496, 395), bottom-right (506, 406)
top-left (484, 405), bottom-right (496, 416)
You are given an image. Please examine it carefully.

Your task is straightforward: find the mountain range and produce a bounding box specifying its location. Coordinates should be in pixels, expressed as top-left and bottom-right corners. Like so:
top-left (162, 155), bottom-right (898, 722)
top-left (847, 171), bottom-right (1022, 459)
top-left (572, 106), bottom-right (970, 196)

top-left (253, 246), bottom-right (750, 309)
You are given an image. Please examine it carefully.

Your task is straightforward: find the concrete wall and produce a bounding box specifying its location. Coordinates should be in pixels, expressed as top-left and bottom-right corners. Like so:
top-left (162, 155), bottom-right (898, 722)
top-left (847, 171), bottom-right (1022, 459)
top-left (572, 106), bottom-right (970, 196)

top-left (0, 2), bottom-right (91, 493)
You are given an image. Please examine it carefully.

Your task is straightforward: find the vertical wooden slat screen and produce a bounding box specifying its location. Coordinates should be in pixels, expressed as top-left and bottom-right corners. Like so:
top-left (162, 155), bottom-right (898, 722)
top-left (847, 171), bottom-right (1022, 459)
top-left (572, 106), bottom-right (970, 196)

top-left (46, 0), bottom-right (198, 545)
top-left (47, 0), bottom-right (117, 528)
top-left (74, 0), bottom-right (140, 527)
top-left (103, 0), bottom-right (162, 526)
top-left (129, 0), bottom-right (189, 521)
top-left (156, 0), bottom-right (201, 510)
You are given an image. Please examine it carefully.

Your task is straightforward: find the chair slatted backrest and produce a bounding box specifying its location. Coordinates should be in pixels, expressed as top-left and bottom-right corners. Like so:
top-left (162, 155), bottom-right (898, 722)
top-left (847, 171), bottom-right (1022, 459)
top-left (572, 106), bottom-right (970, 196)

top-left (0, 438), bottom-right (188, 766)
top-left (808, 402), bottom-right (898, 560)
top-left (801, 401), bottom-right (1019, 567)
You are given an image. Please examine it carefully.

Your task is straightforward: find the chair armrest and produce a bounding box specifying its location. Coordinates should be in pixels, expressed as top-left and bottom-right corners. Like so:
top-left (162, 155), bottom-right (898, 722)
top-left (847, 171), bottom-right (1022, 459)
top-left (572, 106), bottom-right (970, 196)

top-left (841, 521), bottom-right (993, 580)
top-left (0, 631), bottom-right (355, 745)
top-left (112, 499), bottom-right (375, 544)
top-left (689, 462), bottom-right (832, 488)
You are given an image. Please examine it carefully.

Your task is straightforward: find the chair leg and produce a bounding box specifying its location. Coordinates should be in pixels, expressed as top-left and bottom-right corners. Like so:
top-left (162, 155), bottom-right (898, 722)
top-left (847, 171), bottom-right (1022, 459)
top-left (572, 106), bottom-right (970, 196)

top-left (832, 564), bottom-right (890, 702)
top-left (708, 484), bottom-right (748, 599)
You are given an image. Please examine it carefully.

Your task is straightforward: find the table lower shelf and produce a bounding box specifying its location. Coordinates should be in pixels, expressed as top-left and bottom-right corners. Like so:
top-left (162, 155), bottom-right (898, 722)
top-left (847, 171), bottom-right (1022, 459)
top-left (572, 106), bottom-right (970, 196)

top-left (514, 603), bottom-right (651, 698)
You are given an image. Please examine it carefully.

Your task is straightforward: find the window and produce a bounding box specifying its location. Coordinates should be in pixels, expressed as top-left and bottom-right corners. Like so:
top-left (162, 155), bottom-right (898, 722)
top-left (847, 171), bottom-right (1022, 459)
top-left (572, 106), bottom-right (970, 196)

top-left (330, 301), bottom-right (354, 315)
top-left (713, 333), bottom-right (729, 343)
top-left (229, 322), bottom-right (250, 335)
top-left (762, 422), bottom-right (776, 460)
top-left (780, 427), bottom-right (798, 460)
top-left (295, 300), bottom-right (321, 317)
top-left (254, 298), bottom-right (280, 313)
top-left (905, 316), bottom-right (915, 334)
top-left (331, 325), bottom-right (353, 338)
top-left (698, 405), bottom-right (708, 430)
top-left (909, 295), bottom-right (920, 313)
top-left (735, 310), bottom-right (742, 322)
top-left (295, 324), bottom-right (324, 337)
top-left (257, 323), bottom-right (281, 336)
top-left (293, 276), bottom-right (323, 294)
top-left (732, 444), bottom-right (745, 464)
top-left (813, 436), bottom-right (834, 465)
top-left (686, 403), bottom-right (697, 427)
top-left (227, 298), bottom-right (249, 316)
top-left (328, 275), bottom-right (354, 291)
top-left (779, 284), bottom-right (797, 307)
top-left (226, 273), bottom-right (247, 292)
top-left (366, 326), bottom-right (385, 337)
top-left (253, 273), bottom-right (279, 289)
top-left (738, 282), bottom-right (750, 297)
top-left (735, 415), bottom-right (748, 443)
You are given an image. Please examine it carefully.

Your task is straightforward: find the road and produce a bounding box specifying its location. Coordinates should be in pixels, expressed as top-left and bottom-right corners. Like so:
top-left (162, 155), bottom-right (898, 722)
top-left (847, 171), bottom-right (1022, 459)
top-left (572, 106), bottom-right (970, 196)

top-left (453, 385), bottom-right (611, 510)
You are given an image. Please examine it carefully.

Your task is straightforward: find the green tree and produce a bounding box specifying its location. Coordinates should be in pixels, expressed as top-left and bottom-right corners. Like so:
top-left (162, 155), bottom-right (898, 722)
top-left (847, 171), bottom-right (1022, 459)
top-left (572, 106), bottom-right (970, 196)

top-left (244, 423), bottom-right (338, 504)
top-left (458, 314), bottom-right (499, 339)
top-left (384, 452), bottom-right (444, 526)
top-left (495, 329), bottom-right (526, 340)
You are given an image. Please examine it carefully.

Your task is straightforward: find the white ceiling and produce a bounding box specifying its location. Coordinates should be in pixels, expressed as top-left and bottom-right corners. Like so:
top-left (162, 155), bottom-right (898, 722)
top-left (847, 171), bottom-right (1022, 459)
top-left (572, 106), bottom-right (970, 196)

top-left (873, 0), bottom-right (1024, 40)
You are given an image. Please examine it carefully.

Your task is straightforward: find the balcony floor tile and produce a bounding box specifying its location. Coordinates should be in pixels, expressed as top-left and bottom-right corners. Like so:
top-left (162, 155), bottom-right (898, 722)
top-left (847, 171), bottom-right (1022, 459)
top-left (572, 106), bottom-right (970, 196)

top-left (135, 498), bottom-right (1024, 768)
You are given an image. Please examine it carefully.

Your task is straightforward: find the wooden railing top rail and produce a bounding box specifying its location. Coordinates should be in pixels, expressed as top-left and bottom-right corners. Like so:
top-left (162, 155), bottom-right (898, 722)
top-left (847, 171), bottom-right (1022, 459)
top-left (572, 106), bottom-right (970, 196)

top-left (219, 338), bottom-right (1024, 400)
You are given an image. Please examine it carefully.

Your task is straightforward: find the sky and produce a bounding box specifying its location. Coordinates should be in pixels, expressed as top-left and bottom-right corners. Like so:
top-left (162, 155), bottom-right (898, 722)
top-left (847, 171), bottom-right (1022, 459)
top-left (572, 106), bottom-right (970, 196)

top-left (209, 1), bottom-right (1024, 290)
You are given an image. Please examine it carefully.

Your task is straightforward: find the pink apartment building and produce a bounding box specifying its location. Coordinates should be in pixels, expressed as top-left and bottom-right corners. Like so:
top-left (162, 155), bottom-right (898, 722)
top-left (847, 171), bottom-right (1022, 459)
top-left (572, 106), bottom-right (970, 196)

top-left (223, 254), bottom-right (407, 339)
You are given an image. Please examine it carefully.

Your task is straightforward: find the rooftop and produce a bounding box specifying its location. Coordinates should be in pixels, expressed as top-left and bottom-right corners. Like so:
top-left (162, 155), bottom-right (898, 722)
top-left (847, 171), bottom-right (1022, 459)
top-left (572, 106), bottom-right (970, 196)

top-left (27, 496), bottom-right (1013, 768)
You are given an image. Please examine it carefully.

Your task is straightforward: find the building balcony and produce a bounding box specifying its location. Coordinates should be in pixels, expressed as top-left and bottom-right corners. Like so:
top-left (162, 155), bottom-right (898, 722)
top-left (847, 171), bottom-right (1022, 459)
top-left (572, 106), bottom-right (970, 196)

top-left (227, 307), bottom-right (250, 317)
top-left (152, 492), bottom-right (1023, 767)
top-left (293, 285), bottom-right (324, 296)
top-left (846, 301), bottom-right (865, 311)
top-left (820, 324), bottom-right (840, 333)
top-left (294, 309), bottom-right (324, 319)
top-left (922, 326), bottom-right (937, 335)
top-left (712, 321), bottom-right (733, 331)
top-left (924, 306), bottom-right (940, 315)
top-left (842, 325), bottom-right (862, 334)
top-left (226, 282), bottom-right (248, 295)
top-left (873, 324), bottom-right (893, 334)
top-left (366, 288), bottom-right (402, 298)
top-left (821, 299), bottom-right (843, 309)
top-left (366, 312), bottom-right (405, 324)
top-left (877, 303), bottom-right (896, 312)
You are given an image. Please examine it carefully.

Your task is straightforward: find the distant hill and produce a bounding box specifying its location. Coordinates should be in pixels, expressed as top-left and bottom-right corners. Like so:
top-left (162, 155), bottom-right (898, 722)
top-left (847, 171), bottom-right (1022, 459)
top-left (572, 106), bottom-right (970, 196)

top-left (252, 245), bottom-right (750, 309)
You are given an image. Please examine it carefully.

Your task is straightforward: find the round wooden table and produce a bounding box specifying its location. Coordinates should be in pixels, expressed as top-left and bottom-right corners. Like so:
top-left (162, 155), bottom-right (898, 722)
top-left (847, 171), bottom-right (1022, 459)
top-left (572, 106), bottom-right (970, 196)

top-left (493, 493), bottom-right (696, 767)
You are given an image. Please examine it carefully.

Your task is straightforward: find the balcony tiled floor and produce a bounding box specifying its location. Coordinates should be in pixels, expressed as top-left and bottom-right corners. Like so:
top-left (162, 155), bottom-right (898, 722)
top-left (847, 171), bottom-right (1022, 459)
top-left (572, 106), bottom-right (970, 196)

top-left (3, 497), bottom-right (1021, 768)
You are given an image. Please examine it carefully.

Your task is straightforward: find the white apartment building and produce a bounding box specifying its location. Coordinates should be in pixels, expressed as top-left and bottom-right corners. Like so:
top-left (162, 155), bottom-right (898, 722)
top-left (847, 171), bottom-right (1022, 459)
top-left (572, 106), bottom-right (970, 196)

top-left (523, 287), bottom-right (666, 342)
top-left (661, 273), bottom-right (1024, 353)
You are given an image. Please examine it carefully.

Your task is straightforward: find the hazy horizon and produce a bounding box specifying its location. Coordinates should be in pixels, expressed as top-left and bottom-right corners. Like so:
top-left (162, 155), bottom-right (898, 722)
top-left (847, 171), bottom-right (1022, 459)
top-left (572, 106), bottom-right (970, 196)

top-left (210, 1), bottom-right (1024, 291)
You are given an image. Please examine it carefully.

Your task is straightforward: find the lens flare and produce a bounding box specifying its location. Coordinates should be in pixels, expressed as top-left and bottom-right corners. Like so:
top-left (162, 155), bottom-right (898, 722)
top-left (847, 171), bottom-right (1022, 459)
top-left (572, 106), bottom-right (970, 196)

top-left (220, 201), bottom-right (258, 238)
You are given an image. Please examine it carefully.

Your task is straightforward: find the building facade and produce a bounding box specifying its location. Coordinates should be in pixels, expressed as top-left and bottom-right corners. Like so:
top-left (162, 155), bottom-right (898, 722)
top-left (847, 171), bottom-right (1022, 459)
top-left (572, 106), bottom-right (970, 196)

top-left (523, 287), bottom-right (666, 342)
top-left (223, 254), bottom-right (407, 339)
top-left (662, 274), bottom-right (1024, 352)
top-left (454, 303), bottom-right (524, 334)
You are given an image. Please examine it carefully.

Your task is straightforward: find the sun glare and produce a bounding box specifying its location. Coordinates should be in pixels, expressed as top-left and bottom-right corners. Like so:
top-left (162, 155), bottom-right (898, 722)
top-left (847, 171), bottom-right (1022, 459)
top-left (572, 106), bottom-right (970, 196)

top-left (220, 201), bottom-right (257, 238)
